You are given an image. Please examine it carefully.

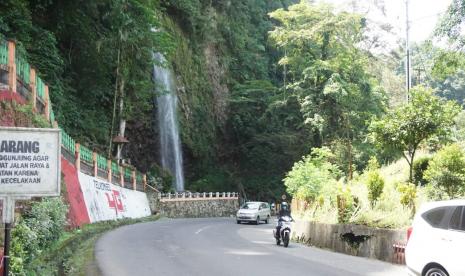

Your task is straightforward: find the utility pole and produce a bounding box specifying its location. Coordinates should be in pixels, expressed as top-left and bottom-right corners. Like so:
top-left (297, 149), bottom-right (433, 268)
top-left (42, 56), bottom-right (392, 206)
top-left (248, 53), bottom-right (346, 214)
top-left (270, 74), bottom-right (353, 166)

top-left (405, 0), bottom-right (411, 102)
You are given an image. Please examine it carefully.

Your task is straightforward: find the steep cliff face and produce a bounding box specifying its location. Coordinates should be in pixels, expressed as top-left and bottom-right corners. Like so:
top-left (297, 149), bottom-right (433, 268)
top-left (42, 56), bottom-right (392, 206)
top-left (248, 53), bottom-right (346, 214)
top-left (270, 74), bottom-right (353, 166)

top-left (153, 1), bottom-right (297, 193)
top-left (204, 43), bottom-right (229, 127)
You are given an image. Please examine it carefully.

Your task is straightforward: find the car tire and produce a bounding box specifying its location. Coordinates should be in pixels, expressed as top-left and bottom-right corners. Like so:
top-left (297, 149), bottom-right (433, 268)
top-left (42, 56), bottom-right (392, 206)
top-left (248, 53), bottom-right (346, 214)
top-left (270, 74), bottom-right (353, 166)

top-left (425, 267), bottom-right (448, 276)
top-left (265, 215), bottom-right (270, 224)
top-left (255, 216), bottom-right (260, 225)
top-left (237, 220), bottom-right (241, 224)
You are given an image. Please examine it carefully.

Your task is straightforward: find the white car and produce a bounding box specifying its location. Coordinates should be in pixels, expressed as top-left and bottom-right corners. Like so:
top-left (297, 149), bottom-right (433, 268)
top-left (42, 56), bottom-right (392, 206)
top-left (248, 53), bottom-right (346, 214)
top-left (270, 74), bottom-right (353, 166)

top-left (405, 200), bottom-right (465, 276)
top-left (236, 201), bottom-right (271, 224)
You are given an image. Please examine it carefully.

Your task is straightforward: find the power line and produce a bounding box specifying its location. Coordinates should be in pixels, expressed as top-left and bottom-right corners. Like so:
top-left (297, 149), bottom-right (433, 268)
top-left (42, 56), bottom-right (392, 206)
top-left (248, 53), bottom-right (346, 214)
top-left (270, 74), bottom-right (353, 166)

top-left (410, 11), bottom-right (447, 23)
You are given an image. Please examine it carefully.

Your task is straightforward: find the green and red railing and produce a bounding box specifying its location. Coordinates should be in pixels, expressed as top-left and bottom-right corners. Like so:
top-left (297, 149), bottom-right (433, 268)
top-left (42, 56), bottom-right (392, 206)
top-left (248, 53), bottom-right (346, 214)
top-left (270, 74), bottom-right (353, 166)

top-left (0, 37), bottom-right (148, 191)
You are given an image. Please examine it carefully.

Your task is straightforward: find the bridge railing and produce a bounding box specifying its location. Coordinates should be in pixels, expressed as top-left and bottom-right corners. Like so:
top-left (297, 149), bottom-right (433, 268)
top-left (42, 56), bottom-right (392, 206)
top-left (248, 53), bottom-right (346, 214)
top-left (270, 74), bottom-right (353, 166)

top-left (159, 192), bottom-right (239, 201)
top-left (0, 38), bottom-right (148, 193)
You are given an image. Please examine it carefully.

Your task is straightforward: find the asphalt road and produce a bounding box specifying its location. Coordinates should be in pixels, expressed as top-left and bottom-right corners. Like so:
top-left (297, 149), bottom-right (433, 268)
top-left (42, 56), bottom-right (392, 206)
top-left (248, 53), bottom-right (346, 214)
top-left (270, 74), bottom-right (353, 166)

top-left (95, 217), bottom-right (406, 276)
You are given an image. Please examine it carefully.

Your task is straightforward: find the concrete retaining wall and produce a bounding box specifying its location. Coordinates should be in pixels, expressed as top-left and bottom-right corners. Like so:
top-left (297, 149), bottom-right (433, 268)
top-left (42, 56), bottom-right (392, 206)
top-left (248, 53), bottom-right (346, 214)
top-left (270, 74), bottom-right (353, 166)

top-left (292, 220), bottom-right (407, 262)
top-left (159, 198), bottom-right (239, 218)
top-left (78, 172), bottom-right (151, 222)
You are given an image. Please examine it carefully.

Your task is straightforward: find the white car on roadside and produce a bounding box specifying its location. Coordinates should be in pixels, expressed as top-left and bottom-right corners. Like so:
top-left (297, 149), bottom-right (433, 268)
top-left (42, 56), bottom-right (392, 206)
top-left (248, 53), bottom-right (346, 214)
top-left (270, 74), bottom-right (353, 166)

top-left (405, 200), bottom-right (465, 276)
top-left (236, 201), bottom-right (271, 225)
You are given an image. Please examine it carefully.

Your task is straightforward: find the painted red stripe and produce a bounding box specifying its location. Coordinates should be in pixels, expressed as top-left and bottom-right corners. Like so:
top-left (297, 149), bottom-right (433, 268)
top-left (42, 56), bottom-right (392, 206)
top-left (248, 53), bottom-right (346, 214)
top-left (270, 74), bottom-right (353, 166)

top-left (61, 157), bottom-right (91, 227)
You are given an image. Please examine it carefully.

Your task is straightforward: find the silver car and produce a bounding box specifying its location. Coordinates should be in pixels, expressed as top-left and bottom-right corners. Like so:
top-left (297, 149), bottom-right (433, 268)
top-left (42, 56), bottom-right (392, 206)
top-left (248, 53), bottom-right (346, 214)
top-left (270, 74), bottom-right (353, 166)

top-left (236, 201), bottom-right (271, 224)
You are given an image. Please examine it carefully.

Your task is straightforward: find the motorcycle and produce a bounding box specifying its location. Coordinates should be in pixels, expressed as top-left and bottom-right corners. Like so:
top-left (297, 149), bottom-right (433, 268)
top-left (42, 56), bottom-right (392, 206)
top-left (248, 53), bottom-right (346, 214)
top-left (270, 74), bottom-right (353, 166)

top-left (273, 215), bottom-right (293, 247)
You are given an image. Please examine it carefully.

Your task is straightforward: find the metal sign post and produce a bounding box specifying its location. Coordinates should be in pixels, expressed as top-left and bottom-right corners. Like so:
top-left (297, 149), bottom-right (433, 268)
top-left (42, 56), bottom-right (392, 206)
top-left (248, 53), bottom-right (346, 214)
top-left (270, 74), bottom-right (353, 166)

top-left (1, 196), bottom-right (30, 276)
top-left (2, 197), bottom-right (15, 276)
top-left (0, 127), bottom-right (61, 276)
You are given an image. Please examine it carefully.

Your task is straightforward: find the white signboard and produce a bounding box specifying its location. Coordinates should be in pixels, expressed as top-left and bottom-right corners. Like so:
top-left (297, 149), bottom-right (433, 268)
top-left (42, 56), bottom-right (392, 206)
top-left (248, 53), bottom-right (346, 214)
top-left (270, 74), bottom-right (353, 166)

top-left (0, 127), bottom-right (61, 197)
top-left (78, 172), bottom-right (151, 222)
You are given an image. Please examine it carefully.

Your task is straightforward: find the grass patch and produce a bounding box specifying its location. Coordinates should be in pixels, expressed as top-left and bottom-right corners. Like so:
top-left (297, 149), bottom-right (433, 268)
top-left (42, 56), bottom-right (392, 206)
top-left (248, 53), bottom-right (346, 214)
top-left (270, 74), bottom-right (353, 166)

top-left (27, 215), bottom-right (160, 275)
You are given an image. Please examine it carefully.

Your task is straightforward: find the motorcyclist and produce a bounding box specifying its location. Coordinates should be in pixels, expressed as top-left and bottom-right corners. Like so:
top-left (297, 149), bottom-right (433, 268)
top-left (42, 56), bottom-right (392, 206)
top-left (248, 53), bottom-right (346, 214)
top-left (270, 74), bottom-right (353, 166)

top-left (275, 202), bottom-right (291, 238)
top-left (278, 202), bottom-right (291, 218)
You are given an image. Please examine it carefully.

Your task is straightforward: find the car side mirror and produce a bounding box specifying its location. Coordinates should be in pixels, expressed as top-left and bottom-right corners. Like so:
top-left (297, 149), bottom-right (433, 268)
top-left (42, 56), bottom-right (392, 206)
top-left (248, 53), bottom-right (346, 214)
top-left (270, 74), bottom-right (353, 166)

top-left (259, 206), bottom-right (262, 210)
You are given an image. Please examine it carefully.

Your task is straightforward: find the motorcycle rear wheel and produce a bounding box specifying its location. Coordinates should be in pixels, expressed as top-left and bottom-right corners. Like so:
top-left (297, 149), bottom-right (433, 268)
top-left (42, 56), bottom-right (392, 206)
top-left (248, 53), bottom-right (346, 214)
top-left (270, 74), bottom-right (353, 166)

top-left (283, 233), bottom-right (289, 248)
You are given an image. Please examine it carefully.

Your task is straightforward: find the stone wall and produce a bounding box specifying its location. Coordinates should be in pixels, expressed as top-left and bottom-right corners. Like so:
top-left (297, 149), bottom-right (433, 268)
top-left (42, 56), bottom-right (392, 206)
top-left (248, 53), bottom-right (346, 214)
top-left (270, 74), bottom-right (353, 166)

top-left (292, 221), bottom-right (407, 263)
top-left (146, 190), bottom-right (160, 214)
top-left (159, 198), bottom-right (239, 218)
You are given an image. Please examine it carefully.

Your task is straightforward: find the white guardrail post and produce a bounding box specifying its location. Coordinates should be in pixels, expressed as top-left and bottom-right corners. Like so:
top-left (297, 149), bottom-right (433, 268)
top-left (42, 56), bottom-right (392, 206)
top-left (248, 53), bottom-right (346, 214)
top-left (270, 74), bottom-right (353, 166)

top-left (159, 191), bottom-right (239, 201)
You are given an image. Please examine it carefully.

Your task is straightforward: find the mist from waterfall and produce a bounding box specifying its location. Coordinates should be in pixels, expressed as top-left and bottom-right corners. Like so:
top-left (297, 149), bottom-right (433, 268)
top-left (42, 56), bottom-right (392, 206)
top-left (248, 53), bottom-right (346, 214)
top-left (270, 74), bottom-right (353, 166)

top-left (153, 53), bottom-right (185, 192)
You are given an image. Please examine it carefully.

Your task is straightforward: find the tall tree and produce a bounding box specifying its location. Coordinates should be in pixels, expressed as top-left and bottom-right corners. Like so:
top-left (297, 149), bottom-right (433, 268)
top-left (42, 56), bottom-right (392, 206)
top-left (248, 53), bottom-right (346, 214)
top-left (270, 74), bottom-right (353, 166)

top-left (269, 2), bottom-right (386, 178)
top-left (371, 86), bottom-right (460, 182)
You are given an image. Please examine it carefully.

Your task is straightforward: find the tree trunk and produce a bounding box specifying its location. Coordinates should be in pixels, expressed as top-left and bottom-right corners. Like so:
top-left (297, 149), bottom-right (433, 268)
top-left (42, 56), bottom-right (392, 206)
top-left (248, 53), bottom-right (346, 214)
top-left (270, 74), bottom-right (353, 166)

top-left (348, 139), bottom-right (353, 180)
top-left (116, 78), bottom-right (126, 161)
top-left (409, 151), bottom-right (415, 183)
top-left (108, 46), bottom-right (121, 159)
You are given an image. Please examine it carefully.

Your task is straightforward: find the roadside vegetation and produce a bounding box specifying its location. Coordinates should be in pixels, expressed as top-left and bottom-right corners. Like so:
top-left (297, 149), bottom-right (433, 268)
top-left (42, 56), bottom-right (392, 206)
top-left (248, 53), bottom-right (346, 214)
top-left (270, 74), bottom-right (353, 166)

top-left (6, 196), bottom-right (159, 276)
top-left (264, 1), bottom-right (465, 230)
top-left (285, 88), bottom-right (465, 228)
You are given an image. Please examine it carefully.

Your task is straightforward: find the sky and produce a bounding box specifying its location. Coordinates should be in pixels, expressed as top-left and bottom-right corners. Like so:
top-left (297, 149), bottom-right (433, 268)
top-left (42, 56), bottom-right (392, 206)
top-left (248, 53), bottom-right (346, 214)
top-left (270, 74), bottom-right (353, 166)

top-left (319, 0), bottom-right (453, 42)
top-left (385, 0), bottom-right (452, 42)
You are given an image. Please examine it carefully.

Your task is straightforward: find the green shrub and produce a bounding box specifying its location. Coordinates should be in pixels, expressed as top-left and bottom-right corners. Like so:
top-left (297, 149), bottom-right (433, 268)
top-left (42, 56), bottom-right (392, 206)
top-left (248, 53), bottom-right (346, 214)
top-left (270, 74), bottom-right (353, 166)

top-left (10, 198), bottom-right (68, 275)
top-left (366, 171), bottom-right (384, 208)
top-left (413, 157), bottom-right (431, 186)
top-left (397, 182), bottom-right (417, 214)
top-left (365, 157), bottom-right (384, 207)
top-left (336, 185), bottom-right (359, 224)
top-left (424, 143), bottom-right (465, 198)
top-left (284, 147), bottom-right (341, 202)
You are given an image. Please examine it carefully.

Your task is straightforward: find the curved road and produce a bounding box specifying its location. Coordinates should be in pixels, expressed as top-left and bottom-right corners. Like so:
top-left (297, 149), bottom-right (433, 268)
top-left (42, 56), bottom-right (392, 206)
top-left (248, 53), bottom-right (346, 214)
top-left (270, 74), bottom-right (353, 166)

top-left (95, 218), bottom-right (405, 276)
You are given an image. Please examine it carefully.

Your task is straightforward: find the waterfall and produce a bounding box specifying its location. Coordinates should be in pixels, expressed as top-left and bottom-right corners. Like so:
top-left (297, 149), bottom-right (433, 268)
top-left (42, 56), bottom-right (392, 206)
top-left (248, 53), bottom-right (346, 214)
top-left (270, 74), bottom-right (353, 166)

top-left (153, 53), bottom-right (185, 192)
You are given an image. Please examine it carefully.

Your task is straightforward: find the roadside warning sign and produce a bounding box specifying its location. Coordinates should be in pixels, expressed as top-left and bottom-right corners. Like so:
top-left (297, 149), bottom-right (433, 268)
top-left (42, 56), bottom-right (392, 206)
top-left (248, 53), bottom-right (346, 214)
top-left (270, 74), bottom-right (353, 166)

top-left (0, 127), bottom-right (61, 197)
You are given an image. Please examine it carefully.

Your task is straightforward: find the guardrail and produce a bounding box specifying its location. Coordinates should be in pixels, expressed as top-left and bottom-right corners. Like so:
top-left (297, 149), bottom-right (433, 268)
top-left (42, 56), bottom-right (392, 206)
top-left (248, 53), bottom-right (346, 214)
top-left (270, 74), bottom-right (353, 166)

top-left (159, 192), bottom-right (239, 201)
top-left (0, 37), bottom-right (148, 192)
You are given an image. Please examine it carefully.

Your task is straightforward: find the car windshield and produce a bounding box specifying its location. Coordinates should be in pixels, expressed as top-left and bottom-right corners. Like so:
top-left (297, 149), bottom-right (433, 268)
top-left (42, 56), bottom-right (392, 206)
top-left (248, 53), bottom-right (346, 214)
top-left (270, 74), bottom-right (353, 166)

top-left (241, 203), bottom-right (260, 209)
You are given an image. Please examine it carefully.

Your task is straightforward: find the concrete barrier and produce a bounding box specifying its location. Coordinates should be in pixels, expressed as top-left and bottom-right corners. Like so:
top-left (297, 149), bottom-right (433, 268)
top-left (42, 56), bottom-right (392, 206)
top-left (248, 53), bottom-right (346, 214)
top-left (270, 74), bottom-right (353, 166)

top-left (292, 220), bottom-right (407, 263)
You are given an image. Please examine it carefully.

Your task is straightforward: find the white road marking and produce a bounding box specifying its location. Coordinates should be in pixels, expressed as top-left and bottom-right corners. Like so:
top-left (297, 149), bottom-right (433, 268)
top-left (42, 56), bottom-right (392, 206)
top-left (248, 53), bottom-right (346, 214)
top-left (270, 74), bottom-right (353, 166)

top-left (195, 225), bottom-right (212, 235)
top-left (224, 250), bottom-right (271, 256)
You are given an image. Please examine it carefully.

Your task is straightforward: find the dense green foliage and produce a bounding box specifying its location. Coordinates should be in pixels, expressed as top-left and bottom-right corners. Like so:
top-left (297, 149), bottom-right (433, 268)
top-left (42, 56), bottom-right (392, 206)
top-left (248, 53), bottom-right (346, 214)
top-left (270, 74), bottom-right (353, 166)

top-left (10, 198), bottom-right (68, 275)
top-left (268, 2), bottom-right (386, 177)
top-left (436, 0), bottom-right (465, 48)
top-left (425, 143), bottom-right (465, 198)
top-left (284, 147), bottom-right (341, 202)
top-left (409, 42), bottom-right (465, 105)
top-left (412, 157), bottom-right (431, 186)
top-left (225, 80), bottom-right (309, 199)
